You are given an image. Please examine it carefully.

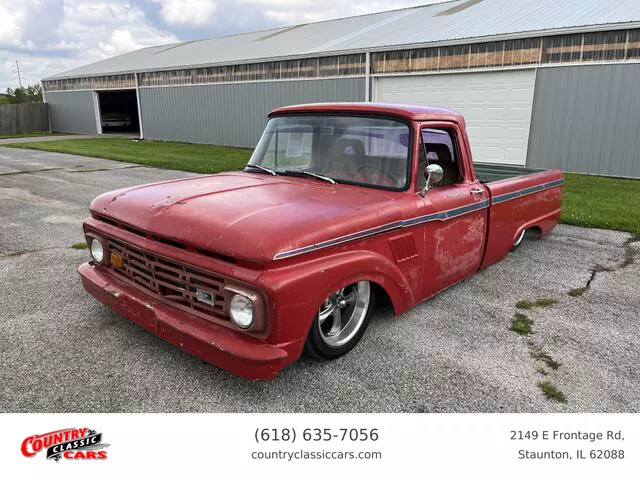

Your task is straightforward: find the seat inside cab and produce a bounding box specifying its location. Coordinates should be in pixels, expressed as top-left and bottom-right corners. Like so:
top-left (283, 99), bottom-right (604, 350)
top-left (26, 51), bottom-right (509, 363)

top-left (318, 131), bottom-right (409, 188)
top-left (418, 128), bottom-right (462, 189)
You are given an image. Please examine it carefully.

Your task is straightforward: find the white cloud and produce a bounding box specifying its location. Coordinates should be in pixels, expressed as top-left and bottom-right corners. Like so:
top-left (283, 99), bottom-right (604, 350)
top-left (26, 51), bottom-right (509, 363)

top-left (99, 29), bottom-right (143, 56)
top-left (57, 0), bottom-right (179, 59)
top-left (0, 2), bottom-right (28, 47)
top-left (0, 0), bottom-right (179, 89)
top-left (153, 0), bottom-right (218, 26)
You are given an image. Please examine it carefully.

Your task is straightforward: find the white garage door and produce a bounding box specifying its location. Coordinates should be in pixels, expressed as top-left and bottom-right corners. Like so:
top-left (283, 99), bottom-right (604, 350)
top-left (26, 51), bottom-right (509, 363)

top-left (374, 69), bottom-right (536, 165)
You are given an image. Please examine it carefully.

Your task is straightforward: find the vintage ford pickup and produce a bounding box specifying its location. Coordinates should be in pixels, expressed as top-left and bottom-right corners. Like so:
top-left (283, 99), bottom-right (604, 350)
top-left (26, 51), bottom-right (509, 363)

top-left (79, 103), bottom-right (563, 379)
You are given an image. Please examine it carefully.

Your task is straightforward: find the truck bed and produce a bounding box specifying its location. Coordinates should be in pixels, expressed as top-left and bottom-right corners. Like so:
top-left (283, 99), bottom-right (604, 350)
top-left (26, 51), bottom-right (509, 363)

top-left (476, 163), bottom-right (564, 269)
top-left (475, 163), bottom-right (543, 183)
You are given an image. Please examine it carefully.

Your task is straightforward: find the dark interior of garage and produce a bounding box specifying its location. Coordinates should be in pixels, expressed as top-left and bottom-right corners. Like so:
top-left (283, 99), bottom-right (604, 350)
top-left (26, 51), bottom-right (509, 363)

top-left (98, 90), bottom-right (140, 134)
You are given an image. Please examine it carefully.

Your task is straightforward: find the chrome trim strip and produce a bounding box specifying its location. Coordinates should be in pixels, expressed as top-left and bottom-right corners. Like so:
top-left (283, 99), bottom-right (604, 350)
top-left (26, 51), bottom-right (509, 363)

top-left (273, 177), bottom-right (563, 260)
top-left (402, 199), bottom-right (490, 227)
top-left (491, 178), bottom-right (564, 205)
top-left (273, 220), bottom-right (403, 260)
top-left (273, 199), bottom-right (490, 260)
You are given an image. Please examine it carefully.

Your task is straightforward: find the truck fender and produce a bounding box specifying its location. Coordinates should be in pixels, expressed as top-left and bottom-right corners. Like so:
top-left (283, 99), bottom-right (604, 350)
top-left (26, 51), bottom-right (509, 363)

top-left (258, 250), bottom-right (416, 345)
top-left (516, 208), bottom-right (562, 241)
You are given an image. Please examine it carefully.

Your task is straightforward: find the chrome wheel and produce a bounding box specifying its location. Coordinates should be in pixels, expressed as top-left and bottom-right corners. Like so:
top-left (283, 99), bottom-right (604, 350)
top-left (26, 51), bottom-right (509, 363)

top-left (318, 281), bottom-right (371, 348)
top-left (513, 229), bottom-right (526, 249)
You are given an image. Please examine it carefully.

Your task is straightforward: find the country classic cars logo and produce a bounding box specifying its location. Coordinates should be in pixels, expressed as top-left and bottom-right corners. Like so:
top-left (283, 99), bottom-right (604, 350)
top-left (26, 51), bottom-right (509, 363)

top-left (21, 428), bottom-right (109, 462)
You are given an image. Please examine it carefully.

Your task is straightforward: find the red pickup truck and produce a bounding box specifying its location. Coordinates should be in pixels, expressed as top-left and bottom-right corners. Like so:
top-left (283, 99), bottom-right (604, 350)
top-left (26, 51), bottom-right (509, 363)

top-left (79, 103), bottom-right (563, 379)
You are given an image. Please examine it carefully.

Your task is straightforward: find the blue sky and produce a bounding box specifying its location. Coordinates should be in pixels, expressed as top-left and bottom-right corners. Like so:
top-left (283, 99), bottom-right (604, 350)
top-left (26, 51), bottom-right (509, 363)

top-left (0, 0), bottom-right (450, 91)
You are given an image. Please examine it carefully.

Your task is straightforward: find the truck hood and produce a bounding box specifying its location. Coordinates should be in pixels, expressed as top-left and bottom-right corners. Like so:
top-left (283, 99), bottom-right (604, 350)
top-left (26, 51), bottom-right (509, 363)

top-left (90, 172), bottom-right (403, 263)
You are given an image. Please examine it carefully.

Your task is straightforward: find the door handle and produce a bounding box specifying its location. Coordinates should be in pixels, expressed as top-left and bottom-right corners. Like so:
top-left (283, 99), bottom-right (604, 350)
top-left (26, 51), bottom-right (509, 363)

top-left (469, 187), bottom-right (484, 195)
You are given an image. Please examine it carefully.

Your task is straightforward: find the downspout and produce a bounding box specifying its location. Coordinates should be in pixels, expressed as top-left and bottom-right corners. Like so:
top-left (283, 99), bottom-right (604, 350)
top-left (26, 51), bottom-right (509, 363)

top-left (365, 52), bottom-right (371, 102)
top-left (92, 91), bottom-right (103, 135)
top-left (41, 82), bottom-right (51, 132)
top-left (135, 72), bottom-right (145, 139)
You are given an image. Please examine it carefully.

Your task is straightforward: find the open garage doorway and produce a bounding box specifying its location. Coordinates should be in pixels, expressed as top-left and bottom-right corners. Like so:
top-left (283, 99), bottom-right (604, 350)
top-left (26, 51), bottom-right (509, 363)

top-left (97, 90), bottom-right (140, 135)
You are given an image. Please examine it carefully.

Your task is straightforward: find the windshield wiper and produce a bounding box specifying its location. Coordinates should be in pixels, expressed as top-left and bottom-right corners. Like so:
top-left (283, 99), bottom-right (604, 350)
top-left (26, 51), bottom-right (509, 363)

top-left (244, 164), bottom-right (277, 176)
top-left (280, 170), bottom-right (336, 184)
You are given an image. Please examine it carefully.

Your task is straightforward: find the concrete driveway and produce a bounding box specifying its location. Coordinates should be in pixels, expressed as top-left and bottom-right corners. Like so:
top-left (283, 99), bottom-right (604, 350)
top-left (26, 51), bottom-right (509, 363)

top-left (1, 147), bottom-right (638, 413)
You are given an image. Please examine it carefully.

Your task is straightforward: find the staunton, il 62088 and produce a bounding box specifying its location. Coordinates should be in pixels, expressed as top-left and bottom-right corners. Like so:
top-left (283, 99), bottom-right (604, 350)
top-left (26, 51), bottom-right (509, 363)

top-left (79, 103), bottom-right (563, 379)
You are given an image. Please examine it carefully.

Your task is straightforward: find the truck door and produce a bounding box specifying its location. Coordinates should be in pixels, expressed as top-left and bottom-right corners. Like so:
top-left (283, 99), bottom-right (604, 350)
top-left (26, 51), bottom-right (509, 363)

top-left (416, 126), bottom-right (489, 299)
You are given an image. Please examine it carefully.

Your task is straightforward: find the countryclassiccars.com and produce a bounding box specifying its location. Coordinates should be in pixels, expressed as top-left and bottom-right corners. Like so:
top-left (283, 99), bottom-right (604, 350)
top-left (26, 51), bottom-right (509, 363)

top-left (78, 103), bottom-right (563, 379)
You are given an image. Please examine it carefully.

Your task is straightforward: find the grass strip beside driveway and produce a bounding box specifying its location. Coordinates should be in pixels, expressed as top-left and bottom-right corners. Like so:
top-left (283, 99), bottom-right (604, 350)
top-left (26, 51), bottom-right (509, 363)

top-left (8, 137), bottom-right (252, 174)
top-left (560, 173), bottom-right (640, 233)
top-left (7, 137), bottom-right (640, 232)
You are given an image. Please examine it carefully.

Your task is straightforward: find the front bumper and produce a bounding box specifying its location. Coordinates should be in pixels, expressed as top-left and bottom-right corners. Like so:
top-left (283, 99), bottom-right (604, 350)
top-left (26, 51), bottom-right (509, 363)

top-left (78, 262), bottom-right (292, 380)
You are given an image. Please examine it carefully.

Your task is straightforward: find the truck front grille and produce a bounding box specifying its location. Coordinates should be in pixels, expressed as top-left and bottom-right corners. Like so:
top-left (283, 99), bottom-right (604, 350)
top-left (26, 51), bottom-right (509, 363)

top-left (106, 237), bottom-right (228, 320)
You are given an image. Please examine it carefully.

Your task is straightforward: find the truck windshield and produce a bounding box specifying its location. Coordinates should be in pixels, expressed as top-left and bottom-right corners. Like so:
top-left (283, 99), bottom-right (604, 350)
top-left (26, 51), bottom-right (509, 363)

top-left (247, 115), bottom-right (411, 190)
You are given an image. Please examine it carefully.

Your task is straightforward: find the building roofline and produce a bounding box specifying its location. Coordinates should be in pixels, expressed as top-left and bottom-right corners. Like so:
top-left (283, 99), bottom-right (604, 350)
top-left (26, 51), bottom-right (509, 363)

top-left (42, 15), bottom-right (640, 81)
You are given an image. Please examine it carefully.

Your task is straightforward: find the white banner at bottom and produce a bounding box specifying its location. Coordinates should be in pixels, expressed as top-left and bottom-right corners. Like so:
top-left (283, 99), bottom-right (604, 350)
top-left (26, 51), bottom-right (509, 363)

top-left (1, 413), bottom-right (637, 478)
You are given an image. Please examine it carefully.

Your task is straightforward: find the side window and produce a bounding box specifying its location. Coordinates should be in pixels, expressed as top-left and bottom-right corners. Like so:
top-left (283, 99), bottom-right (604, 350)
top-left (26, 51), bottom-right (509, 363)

top-left (419, 128), bottom-right (461, 189)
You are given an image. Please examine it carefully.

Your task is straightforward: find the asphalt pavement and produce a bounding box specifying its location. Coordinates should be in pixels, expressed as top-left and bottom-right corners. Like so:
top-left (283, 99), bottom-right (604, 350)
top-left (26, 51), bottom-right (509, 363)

top-left (1, 146), bottom-right (638, 413)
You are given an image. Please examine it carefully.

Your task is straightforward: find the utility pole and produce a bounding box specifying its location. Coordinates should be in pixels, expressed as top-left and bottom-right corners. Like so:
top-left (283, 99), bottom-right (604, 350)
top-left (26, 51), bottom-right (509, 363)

top-left (12, 60), bottom-right (24, 88)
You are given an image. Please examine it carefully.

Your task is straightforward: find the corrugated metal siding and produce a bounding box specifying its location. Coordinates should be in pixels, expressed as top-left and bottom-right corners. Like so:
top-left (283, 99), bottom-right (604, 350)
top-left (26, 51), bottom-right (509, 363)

top-left (139, 77), bottom-right (365, 147)
top-left (46, 91), bottom-right (97, 134)
top-left (527, 64), bottom-right (640, 177)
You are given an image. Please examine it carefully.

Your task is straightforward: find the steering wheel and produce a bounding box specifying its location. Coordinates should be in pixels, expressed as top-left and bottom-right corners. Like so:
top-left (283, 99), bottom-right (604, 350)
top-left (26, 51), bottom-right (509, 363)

top-left (357, 165), bottom-right (400, 187)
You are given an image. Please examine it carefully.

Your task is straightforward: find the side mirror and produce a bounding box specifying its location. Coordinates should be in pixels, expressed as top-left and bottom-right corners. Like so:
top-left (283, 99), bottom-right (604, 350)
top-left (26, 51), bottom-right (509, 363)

top-left (424, 164), bottom-right (444, 191)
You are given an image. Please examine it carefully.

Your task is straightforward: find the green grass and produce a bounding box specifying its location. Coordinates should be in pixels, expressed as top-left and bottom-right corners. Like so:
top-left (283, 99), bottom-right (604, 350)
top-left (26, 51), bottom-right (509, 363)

top-left (538, 380), bottom-right (567, 403)
top-left (516, 298), bottom-right (559, 310)
top-left (71, 242), bottom-right (88, 250)
top-left (7, 138), bottom-right (640, 232)
top-left (509, 312), bottom-right (534, 335)
top-left (568, 287), bottom-right (587, 297)
top-left (7, 138), bottom-right (253, 174)
top-left (530, 348), bottom-right (562, 370)
top-left (516, 300), bottom-right (535, 310)
top-left (561, 173), bottom-right (640, 233)
top-left (0, 131), bottom-right (65, 139)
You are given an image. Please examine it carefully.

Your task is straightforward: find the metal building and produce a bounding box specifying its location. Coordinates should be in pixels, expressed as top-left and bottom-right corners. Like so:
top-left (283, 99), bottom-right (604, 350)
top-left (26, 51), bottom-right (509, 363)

top-left (42, 0), bottom-right (640, 177)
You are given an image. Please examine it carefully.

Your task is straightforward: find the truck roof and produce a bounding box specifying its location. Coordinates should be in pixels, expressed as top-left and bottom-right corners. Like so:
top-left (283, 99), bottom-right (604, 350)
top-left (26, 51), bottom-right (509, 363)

top-left (270, 102), bottom-right (464, 123)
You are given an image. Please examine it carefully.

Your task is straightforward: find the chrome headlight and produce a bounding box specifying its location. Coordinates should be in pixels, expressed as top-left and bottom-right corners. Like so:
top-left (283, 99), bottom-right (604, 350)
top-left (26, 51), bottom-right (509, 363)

top-left (89, 238), bottom-right (105, 264)
top-left (229, 293), bottom-right (254, 329)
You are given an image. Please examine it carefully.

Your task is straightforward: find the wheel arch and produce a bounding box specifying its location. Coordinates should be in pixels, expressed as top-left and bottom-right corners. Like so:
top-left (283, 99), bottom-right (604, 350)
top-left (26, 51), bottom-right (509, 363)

top-left (258, 249), bottom-right (416, 345)
top-left (300, 251), bottom-right (415, 317)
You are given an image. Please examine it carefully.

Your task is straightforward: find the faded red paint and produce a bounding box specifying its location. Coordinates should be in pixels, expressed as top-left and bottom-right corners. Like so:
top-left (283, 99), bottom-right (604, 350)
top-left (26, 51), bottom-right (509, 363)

top-left (78, 103), bottom-right (563, 380)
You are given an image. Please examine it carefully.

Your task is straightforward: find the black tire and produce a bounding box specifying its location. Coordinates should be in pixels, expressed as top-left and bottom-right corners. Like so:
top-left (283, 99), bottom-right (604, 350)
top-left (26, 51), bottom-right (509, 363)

top-left (304, 281), bottom-right (375, 360)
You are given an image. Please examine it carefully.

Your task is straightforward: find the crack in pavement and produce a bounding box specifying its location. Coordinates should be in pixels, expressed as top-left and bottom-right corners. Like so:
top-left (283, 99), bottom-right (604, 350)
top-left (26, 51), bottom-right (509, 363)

top-left (67, 165), bottom-right (143, 173)
top-left (0, 165), bottom-right (143, 177)
top-left (0, 167), bottom-right (64, 176)
top-left (0, 246), bottom-right (73, 259)
top-left (581, 232), bottom-right (640, 292)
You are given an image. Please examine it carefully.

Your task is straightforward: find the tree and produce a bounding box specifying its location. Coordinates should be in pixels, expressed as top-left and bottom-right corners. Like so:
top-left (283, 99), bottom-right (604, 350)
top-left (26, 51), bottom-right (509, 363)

top-left (5, 84), bottom-right (43, 103)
